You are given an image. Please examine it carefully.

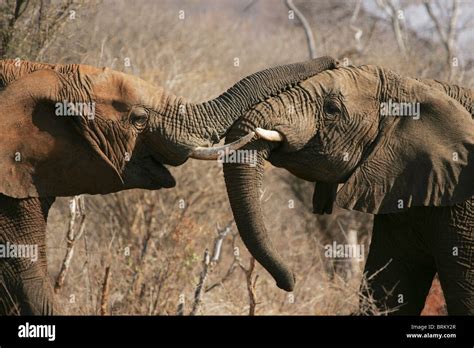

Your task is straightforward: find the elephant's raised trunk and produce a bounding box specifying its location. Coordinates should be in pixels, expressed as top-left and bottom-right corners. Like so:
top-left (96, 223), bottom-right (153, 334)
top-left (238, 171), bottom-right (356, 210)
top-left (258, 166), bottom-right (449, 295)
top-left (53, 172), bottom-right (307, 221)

top-left (199, 56), bottom-right (339, 139)
top-left (223, 139), bottom-right (295, 291)
top-left (154, 57), bottom-right (339, 163)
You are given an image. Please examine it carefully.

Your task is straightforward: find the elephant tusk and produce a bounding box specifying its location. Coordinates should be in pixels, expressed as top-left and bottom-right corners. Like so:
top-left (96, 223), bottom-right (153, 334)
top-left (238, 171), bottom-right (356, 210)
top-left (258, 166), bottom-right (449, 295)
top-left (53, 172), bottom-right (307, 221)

top-left (255, 127), bottom-right (284, 142)
top-left (189, 132), bottom-right (255, 160)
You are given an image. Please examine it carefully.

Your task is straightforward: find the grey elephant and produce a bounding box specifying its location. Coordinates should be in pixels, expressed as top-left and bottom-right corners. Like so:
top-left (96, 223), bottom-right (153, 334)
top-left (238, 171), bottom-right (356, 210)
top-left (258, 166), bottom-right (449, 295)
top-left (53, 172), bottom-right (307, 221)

top-left (0, 57), bottom-right (339, 315)
top-left (222, 59), bottom-right (474, 315)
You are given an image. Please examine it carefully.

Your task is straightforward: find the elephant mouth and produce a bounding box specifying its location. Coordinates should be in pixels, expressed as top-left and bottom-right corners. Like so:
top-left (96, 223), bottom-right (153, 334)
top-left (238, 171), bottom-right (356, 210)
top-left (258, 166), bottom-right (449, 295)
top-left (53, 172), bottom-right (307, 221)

top-left (122, 150), bottom-right (176, 189)
top-left (147, 154), bottom-right (176, 188)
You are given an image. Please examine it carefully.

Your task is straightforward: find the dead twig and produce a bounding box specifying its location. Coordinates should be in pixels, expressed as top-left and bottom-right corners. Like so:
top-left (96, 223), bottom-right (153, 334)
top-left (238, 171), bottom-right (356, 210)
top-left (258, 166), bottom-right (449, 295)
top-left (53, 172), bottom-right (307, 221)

top-left (376, 0), bottom-right (408, 58)
top-left (238, 257), bottom-right (258, 316)
top-left (54, 195), bottom-right (86, 293)
top-left (285, 0), bottom-right (317, 59)
top-left (231, 234), bottom-right (259, 316)
top-left (176, 292), bottom-right (185, 316)
top-left (211, 222), bottom-right (232, 263)
top-left (189, 222), bottom-right (233, 314)
top-left (100, 266), bottom-right (111, 315)
top-left (0, 0), bottom-right (29, 57)
top-left (190, 249), bottom-right (210, 316)
top-left (205, 261), bottom-right (238, 293)
top-left (423, 0), bottom-right (460, 80)
top-left (205, 223), bottom-right (238, 293)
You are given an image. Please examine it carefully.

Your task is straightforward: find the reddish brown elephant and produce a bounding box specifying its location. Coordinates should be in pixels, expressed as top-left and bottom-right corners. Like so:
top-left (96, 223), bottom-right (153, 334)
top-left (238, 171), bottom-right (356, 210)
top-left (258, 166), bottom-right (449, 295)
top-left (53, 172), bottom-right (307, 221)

top-left (0, 57), bottom-right (339, 315)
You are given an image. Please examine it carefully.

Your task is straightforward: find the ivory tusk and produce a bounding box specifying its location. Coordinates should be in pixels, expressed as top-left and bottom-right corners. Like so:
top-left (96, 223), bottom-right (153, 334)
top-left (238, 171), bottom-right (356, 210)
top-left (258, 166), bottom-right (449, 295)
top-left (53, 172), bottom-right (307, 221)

top-left (255, 127), bottom-right (284, 142)
top-left (189, 132), bottom-right (255, 160)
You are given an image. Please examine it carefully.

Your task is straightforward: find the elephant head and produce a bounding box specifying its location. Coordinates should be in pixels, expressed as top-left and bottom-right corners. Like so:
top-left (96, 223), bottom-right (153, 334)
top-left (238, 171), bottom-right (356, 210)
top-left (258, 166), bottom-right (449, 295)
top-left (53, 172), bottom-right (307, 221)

top-left (223, 63), bottom-right (474, 291)
top-left (0, 57), bottom-right (338, 199)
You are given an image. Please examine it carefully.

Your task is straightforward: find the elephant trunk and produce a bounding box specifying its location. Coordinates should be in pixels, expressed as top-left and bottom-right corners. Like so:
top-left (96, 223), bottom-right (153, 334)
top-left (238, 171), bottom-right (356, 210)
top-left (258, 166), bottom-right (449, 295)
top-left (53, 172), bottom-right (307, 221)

top-left (153, 57), bottom-right (339, 163)
top-left (223, 123), bottom-right (295, 291)
top-left (200, 56), bottom-right (339, 139)
top-left (219, 58), bottom-right (340, 291)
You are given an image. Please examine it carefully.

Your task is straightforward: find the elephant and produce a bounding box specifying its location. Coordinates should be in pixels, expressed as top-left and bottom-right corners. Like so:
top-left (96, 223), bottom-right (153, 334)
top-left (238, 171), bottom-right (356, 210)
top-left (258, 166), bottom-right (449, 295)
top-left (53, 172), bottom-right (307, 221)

top-left (0, 57), bottom-right (339, 315)
top-left (222, 59), bottom-right (474, 315)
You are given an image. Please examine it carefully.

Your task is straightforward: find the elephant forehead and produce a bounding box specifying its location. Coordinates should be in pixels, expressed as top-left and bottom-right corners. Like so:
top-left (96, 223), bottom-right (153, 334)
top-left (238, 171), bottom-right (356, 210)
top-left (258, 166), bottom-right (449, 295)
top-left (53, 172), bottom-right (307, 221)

top-left (117, 73), bottom-right (165, 108)
top-left (79, 66), bottom-right (164, 107)
top-left (304, 66), bottom-right (379, 96)
top-left (77, 64), bottom-right (107, 76)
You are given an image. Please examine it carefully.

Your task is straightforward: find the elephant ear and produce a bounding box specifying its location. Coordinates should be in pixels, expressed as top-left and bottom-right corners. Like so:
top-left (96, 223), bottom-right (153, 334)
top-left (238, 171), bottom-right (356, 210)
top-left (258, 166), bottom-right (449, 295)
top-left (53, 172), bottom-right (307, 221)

top-left (0, 68), bottom-right (125, 199)
top-left (336, 78), bottom-right (474, 214)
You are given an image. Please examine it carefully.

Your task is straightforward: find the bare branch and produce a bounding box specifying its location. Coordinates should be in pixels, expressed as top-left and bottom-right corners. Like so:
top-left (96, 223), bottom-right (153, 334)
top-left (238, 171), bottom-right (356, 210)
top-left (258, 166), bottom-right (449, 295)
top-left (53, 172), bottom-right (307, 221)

top-left (447, 0), bottom-right (459, 51)
top-left (205, 230), bottom-right (238, 293)
top-left (349, 0), bottom-right (363, 53)
top-left (284, 0), bottom-right (316, 59)
top-left (54, 195), bottom-right (86, 293)
top-left (376, 0), bottom-right (407, 58)
top-left (423, 0), bottom-right (460, 79)
top-left (0, 0), bottom-right (30, 57)
top-left (176, 292), bottom-right (185, 316)
top-left (424, 0), bottom-right (449, 44)
top-left (100, 266), bottom-right (111, 315)
top-left (190, 249), bottom-right (210, 316)
top-left (211, 221), bottom-right (232, 263)
top-left (238, 257), bottom-right (258, 316)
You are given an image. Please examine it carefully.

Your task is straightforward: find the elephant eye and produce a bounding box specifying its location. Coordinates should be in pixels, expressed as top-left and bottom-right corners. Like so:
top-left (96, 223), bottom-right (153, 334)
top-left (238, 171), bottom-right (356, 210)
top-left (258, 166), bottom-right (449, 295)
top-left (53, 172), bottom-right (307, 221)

top-left (130, 107), bottom-right (149, 131)
top-left (323, 100), bottom-right (341, 118)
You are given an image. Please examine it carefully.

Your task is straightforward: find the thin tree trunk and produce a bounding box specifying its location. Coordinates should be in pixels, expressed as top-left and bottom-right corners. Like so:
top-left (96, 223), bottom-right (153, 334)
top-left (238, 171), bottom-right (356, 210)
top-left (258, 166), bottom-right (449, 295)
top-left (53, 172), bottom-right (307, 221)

top-left (285, 0), bottom-right (317, 59)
